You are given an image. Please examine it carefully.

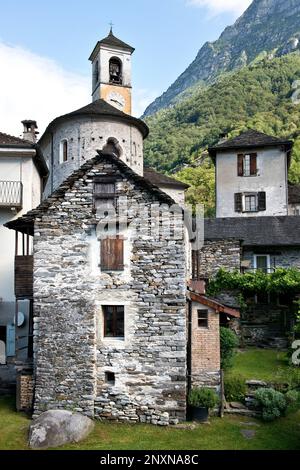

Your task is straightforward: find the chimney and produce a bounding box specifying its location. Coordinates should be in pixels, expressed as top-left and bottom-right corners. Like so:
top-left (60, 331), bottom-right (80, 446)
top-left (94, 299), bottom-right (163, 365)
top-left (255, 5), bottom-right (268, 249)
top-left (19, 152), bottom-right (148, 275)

top-left (21, 120), bottom-right (39, 143)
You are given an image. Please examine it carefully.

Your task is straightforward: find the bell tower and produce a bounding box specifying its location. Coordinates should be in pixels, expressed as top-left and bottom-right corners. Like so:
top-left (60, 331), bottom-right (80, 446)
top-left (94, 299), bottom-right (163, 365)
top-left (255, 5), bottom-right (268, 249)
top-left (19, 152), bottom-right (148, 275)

top-left (89, 28), bottom-right (134, 115)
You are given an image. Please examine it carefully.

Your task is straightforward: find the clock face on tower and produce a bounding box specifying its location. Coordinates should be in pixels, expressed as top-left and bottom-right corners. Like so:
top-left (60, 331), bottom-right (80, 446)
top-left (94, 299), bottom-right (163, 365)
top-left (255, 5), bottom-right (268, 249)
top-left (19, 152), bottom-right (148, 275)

top-left (108, 91), bottom-right (126, 111)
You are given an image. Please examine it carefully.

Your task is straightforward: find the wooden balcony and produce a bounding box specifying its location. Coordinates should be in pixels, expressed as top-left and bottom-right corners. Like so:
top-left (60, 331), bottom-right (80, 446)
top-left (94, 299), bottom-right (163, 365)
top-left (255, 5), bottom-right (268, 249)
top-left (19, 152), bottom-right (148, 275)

top-left (15, 256), bottom-right (33, 298)
top-left (0, 181), bottom-right (23, 209)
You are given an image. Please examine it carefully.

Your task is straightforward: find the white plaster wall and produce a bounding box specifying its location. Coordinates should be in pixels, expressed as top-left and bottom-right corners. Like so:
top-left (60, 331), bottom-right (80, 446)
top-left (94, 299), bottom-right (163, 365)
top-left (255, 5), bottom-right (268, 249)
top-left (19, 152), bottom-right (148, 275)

top-left (42, 117), bottom-right (144, 197)
top-left (0, 153), bottom-right (42, 303)
top-left (158, 186), bottom-right (185, 206)
top-left (216, 148), bottom-right (288, 218)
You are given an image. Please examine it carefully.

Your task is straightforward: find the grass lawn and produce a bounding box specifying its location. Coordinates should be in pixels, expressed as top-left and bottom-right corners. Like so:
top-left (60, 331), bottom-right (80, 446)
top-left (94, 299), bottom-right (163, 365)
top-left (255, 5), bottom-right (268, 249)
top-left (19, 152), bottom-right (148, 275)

top-left (226, 348), bottom-right (300, 384)
top-left (0, 396), bottom-right (299, 450)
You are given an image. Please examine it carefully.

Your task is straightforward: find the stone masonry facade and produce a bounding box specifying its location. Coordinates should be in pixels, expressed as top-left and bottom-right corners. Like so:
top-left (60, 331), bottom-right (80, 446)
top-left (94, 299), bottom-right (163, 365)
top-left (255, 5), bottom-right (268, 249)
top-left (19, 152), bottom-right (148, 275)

top-left (32, 155), bottom-right (187, 425)
top-left (195, 239), bottom-right (241, 279)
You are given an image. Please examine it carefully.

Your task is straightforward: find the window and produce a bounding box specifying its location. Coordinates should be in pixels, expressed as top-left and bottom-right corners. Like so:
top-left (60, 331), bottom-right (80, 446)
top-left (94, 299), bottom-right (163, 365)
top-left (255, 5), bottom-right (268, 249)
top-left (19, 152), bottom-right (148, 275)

top-left (93, 178), bottom-right (115, 213)
top-left (197, 309), bottom-right (209, 328)
top-left (254, 254), bottom-right (271, 273)
top-left (105, 372), bottom-right (115, 385)
top-left (103, 305), bottom-right (124, 338)
top-left (109, 57), bottom-right (122, 84)
top-left (234, 192), bottom-right (266, 213)
top-left (100, 236), bottom-right (124, 271)
top-left (244, 194), bottom-right (257, 212)
top-left (238, 153), bottom-right (257, 177)
top-left (94, 60), bottom-right (99, 86)
top-left (60, 140), bottom-right (68, 163)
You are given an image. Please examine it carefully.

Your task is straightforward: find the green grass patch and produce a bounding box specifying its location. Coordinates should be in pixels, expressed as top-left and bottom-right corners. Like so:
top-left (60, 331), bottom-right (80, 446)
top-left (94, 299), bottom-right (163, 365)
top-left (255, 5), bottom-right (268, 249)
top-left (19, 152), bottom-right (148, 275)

top-left (226, 348), bottom-right (289, 382)
top-left (0, 396), bottom-right (299, 450)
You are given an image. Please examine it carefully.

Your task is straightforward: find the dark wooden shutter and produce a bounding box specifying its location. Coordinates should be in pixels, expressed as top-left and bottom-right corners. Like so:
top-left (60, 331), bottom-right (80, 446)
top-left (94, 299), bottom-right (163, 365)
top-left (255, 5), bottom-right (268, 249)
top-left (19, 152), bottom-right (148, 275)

top-left (101, 236), bottom-right (124, 271)
top-left (237, 154), bottom-right (244, 176)
top-left (234, 193), bottom-right (243, 212)
top-left (250, 153), bottom-right (257, 176)
top-left (258, 192), bottom-right (266, 211)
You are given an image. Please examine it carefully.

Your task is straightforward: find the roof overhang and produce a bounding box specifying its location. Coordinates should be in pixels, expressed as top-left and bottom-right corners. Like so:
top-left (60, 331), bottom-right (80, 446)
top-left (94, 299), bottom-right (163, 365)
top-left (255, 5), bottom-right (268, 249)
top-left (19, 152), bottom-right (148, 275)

top-left (188, 291), bottom-right (240, 318)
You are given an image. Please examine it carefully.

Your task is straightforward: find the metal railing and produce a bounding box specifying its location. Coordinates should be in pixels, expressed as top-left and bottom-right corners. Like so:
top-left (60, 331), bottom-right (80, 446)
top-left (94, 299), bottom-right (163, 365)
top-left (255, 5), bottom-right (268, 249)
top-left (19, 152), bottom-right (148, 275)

top-left (0, 181), bottom-right (23, 208)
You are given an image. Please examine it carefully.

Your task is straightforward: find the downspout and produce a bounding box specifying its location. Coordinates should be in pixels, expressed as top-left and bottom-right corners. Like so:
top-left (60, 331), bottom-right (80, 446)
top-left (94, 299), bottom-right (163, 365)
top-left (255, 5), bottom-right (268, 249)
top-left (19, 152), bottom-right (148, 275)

top-left (187, 295), bottom-right (192, 411)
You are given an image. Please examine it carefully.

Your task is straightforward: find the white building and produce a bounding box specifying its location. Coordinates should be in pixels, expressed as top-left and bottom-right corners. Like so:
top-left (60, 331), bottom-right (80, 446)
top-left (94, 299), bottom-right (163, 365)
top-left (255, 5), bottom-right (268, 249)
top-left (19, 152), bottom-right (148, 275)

top-left (209, 130), bottom-right (293, 218)
top-left (0, 124), bottom-right (47, 389)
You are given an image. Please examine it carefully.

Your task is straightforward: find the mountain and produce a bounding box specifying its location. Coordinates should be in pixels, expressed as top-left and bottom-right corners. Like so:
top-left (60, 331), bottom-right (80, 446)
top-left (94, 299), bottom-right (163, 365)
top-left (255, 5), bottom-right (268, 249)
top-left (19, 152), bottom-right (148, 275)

top-left (143, 0), bottom-right (300, 117)
top-left (143, 53), bottom-right (300, 214)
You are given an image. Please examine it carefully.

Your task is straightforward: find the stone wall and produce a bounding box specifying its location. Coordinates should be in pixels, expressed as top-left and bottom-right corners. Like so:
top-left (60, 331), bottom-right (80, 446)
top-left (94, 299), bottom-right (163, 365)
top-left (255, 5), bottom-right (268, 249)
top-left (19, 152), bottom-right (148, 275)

top-left (33, 157), bottom-right (187, 425)
top-left (16, 372), bottom-right (34, 412)
top-left (194, 239), bottom-right (241, 279)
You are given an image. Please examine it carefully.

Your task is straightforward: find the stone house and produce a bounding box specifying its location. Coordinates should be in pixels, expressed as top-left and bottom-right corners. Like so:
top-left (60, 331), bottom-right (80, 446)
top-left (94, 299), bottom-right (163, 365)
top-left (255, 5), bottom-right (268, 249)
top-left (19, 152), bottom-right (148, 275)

top-left (3, 30), bottom-right (240, 421)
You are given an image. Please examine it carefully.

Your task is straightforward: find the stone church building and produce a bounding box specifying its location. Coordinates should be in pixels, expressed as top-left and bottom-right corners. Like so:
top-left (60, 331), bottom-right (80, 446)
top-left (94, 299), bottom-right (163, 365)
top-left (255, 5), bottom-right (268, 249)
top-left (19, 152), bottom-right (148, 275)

top-left (4, 30), bottom-right (239, 424)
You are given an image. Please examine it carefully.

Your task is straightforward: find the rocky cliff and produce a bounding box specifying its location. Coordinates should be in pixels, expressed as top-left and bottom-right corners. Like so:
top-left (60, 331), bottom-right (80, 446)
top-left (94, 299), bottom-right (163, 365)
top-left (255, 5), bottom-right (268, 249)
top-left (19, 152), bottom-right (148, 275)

top-left (143, 0), bottom-right (300, 116)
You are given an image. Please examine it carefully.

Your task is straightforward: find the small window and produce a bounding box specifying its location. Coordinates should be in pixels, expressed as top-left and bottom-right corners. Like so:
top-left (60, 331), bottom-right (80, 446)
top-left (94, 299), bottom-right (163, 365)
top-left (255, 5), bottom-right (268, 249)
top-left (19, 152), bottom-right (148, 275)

top-left (93, 178), bottom-right (115, 213)
top-left (103, 305), bottom-right (124, 338)
top-left (198, 309), bottom-right (209, 328)
top-left (254, 254), bottom-right (271, 273)
top-left (109, 57), bottom-right (122, 84)
top-left (94, 60), bottom-right (99, 86)
top-left (101, 236), bottom-right (124, 271)
top-left (244, 194), bottom-right (257, 212)
top-left (105, 372), bottom-right (115, 385)
top-left (60, 140), bottom-right (68, 163)
top-left (238, 153), bottom-right (257, 177)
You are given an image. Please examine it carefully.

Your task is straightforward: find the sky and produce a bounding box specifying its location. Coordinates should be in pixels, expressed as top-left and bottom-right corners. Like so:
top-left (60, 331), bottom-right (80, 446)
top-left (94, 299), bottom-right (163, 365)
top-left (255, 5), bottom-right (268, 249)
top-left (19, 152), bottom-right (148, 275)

top-left (0, 0), bottom-right (252, 137)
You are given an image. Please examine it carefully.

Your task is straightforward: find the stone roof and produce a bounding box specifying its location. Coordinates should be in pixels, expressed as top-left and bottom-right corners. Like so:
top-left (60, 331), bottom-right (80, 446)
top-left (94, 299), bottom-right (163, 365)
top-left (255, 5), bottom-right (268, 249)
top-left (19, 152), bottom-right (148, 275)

top-left (204, 216), bottom-right (300, 247)
top-left (144, 168), bottom-right (190, 189)
top-left (289, 183), bottom-right (300, 204)
top-left (89, 30), bottom-right (135, 61)
top-left (38, 99), bottom-right (149, 141)
top-left (5, 151), bottom-right (178, 235)
top-left (209, 129), bottom-right (293, 158)
top-left (0, 131), bottom-right (33, 147)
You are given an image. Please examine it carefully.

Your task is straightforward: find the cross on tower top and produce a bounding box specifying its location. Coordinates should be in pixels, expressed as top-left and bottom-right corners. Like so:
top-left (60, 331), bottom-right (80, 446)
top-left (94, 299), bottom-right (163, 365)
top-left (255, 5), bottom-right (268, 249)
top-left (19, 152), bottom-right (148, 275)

top-left (109, 22), bottom-right (114, 34)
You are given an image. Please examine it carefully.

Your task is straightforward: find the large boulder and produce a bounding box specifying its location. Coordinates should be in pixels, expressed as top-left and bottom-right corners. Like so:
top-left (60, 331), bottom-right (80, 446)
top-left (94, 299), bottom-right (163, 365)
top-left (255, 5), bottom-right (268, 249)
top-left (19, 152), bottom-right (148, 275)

top-left (29, 410), bottom-right (94, 449)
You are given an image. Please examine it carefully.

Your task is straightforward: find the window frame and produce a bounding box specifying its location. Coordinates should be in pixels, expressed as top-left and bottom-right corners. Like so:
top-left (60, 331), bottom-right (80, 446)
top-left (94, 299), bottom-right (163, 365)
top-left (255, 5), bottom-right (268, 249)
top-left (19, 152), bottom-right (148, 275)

top-left (253, 254), bottom-right (271, 273)
top-left (103, 305), bottom-right (125, 339)
top-left (59, 139), bottom-right (68, 164)
top-left (197, 309), bottom-right (209, 329)
top-left (244, 193), bottom-right (258, 213)
top-left (93, 177), bottom-right (116, 213)
top-left (237, 153), bottom-right (258, 177)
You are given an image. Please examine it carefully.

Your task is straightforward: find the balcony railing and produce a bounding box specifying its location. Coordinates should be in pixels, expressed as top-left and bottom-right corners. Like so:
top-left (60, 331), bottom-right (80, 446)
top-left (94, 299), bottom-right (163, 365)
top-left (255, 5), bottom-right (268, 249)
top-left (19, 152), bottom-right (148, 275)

top-left (0, 181), bottom-right (23, 209)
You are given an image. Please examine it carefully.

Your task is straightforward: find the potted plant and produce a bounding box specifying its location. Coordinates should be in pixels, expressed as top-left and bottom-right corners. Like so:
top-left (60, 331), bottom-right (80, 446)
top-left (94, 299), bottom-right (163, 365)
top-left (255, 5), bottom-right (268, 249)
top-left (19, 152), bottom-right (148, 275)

top-left (188, 387), bottom-right (219, 422)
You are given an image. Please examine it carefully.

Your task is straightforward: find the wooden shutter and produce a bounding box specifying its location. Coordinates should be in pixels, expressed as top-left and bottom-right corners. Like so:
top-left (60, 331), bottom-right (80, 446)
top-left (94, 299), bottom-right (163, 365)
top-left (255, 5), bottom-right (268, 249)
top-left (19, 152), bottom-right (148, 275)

top-left (234, 193), bottom-right (243, 212)
top-left (258, 192), bottom-right (266, 211)
top-left (237, 154), bottom-right (244, 176)
top-left (250, 153), bottom-right (257, 176)
top-left (101, 236), bottom-right (124, 271)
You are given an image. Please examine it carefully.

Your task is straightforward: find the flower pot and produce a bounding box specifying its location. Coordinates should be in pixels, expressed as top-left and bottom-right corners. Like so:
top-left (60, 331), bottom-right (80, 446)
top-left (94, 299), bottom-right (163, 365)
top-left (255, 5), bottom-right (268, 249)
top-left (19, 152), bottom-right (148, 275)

top-left (189, 406), bottom-right (209, 422)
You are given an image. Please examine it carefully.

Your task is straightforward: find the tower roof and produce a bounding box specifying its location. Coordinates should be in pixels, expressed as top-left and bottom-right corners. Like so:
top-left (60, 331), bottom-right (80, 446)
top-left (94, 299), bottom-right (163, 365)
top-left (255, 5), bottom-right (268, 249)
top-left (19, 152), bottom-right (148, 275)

top-left (89, 30), bottom-right (135, 61)
top-left (38, 99), bottom-right (149, 142)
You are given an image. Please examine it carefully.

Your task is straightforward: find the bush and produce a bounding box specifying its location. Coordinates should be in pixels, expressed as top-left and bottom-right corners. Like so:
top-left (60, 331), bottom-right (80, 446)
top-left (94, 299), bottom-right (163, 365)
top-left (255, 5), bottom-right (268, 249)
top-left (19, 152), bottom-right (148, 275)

top-left (220, 327), bottom-right (239, 369)
top-left (254, 388), bottom-right (287, 422)
top-left (286, 390), bottom-right (300, 410)
top-left (188, 387), bottom-right (220, 409)
top-left (224, 375), bottom-right (247, 402)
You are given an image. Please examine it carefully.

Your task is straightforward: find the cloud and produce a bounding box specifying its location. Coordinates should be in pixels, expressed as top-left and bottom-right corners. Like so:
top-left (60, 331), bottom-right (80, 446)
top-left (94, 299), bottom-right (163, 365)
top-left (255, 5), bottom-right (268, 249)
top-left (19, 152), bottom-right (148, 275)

top-left (0, 41), bottom-right (155, 137)
top-left (0, 42), bottom-right (90, 137)
top-left (186, 0), bottom-right (252, 16)
top-left (132, 88), bottom-right (158, 118)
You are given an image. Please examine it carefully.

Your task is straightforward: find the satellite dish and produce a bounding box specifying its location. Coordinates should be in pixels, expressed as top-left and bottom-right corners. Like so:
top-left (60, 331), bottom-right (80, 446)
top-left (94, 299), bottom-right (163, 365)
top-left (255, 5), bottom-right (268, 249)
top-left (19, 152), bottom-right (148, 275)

top-left (17, 312), bottom-right (25, 327)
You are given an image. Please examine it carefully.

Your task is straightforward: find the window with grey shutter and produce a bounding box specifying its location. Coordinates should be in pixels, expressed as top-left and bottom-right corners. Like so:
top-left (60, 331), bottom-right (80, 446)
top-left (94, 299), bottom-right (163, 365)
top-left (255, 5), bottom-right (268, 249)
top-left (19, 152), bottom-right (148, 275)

top-left (234, 193), bottom-right (243, 212)
top-left (258, 192), bottom-right (266, 211)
